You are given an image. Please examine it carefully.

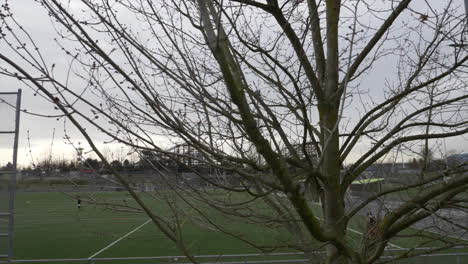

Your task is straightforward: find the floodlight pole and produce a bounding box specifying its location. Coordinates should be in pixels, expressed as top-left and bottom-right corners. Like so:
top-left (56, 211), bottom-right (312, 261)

top-left (449, 1), bottom-right (468, 47)
top-left (465, 0), bottom-right (468, 20)
top-left (7, 89), bottom-right (21, 264)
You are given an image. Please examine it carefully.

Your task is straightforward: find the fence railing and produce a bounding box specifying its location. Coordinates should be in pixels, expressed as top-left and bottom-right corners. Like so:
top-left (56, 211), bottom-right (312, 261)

top-left (2, 247), bottom-right (468, 264)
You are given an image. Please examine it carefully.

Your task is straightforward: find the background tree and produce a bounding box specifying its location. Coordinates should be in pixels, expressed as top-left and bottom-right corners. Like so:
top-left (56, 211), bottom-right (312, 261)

top-left (83, 158), bottom-right (100, 171)
top-left (1, 0), bottom-right (468, 263)
top-left (110, 159), bottom-right (122, 170)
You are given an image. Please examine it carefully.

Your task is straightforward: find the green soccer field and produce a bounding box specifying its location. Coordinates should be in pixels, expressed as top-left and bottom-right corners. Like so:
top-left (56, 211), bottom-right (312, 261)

top-left (12, 191), bottom-right (297, 263)
top-left (9, 191), bottom-right (468, 264)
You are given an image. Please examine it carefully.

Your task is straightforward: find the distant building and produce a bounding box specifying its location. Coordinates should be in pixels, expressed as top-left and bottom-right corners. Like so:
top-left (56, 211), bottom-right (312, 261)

top-left (362, 163), bottom-right (419, 179)
top-left (140, 143), bottom-right (212, 172)
top-left (349, 178), bottom-right (384, 193)
top-left (447, 153), bottom-right (468, 169)
top-left (357, 158), bottom-right (453, 184)
top-left (286, 142), bottom-right (318, 164)
top-left (139, 144), bottom-right (239, 188)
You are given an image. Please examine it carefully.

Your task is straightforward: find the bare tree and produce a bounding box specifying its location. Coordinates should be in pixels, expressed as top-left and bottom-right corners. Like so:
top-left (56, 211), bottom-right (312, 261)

top-left (1, 0), bottom-right (468, 263)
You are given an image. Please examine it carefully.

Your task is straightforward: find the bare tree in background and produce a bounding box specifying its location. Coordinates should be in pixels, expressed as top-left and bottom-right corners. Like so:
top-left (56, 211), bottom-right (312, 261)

top-left (1, 0), bottom-right (468, 263)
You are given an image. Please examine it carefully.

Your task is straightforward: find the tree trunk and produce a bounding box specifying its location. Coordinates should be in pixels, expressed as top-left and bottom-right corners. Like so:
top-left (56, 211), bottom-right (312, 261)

top-left (321, 103), bottom-right (347, 263)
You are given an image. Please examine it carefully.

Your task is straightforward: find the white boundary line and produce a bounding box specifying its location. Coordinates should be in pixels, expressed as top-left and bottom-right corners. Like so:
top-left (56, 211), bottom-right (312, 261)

top-left (314, 215), bottom-right (403, 249)
top-left (345, 225), bottom-right (402, 249)
top-left (311, 202), bottom-right (403, 249)
top-left (88, 219), bottom-right (152, 259)
top-left (18, 217), bottom-right (148, 222)
top-left (410, 225), bottom-right (468, 242)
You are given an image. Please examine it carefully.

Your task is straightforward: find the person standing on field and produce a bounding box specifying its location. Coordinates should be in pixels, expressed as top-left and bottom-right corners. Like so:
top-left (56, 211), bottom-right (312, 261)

top-left (76, 195), bottom-right (82, 209)
top-left (367, 212), bottom-right (377, 236)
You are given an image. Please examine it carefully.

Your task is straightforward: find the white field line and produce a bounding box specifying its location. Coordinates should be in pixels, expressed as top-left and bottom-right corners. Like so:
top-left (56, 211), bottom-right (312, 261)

top-left (88, 219), bottom-right (152, 259)
top-left (345, 224), bottom-right (402, 249)
top-left (410, 225), bottom-right (468, 242)
top-left (18, 217), bottom-right (148, 222)
top-left (311, 202), bottom-right (403, 249)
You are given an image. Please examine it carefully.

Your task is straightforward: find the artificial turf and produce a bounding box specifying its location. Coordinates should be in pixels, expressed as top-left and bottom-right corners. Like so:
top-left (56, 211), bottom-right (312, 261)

top-left (8, 191), bottom-right (468, 264)
top-left (12, 191), bottom-right (294, 263)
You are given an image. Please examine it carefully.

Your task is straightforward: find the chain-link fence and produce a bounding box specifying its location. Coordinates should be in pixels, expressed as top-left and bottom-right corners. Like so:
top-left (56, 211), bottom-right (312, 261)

top-left (0, 90), bottom-right (22, 264)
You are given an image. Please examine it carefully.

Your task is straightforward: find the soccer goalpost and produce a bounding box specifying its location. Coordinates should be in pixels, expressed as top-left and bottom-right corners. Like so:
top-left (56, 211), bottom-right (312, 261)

top-left (0, 90), bottom-right (22, 264)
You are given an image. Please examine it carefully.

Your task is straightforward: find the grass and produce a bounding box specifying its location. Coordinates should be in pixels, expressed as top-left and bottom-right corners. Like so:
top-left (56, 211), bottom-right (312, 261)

top-left (6, 191), bottom-right (468, 264)
top-left (11, 191), bottom-right (295, 263)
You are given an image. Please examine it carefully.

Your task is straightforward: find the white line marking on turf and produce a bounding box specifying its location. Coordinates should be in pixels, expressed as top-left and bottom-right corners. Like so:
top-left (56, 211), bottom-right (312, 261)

top-left (410, 225), bottom-right (468, 242)
top-left (88, 219), bottom-right (152, 259)
top-left (311, 202), bottom-right (402, 249)
top-left (20, 217), bottom-right (148, 222)
top-left (345, 225), bottom-right (402, 249)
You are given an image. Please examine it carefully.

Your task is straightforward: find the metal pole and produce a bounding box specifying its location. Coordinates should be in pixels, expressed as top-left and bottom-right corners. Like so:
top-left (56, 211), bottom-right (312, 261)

top-left (465, 0), bottom-right (468, 20)
top-left (7, 89), bottom-right (21, 264)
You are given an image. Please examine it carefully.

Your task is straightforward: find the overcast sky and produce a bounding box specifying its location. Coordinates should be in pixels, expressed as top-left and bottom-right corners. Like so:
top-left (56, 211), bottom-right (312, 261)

top-left (0, 0), bottom-right (467, 168)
